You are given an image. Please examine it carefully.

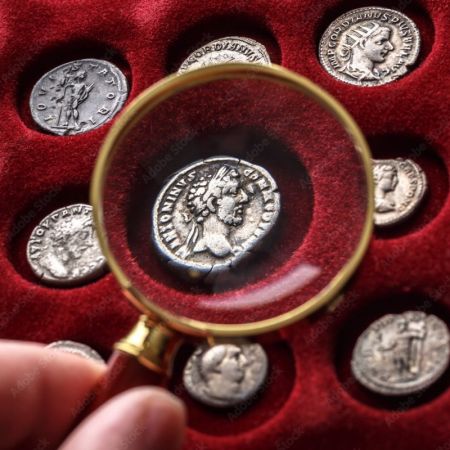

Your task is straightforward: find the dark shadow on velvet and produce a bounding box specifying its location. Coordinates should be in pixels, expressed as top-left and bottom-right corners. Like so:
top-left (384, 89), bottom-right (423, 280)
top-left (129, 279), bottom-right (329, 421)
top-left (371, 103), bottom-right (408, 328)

top-left (126, 126), bottom-right (314, 295)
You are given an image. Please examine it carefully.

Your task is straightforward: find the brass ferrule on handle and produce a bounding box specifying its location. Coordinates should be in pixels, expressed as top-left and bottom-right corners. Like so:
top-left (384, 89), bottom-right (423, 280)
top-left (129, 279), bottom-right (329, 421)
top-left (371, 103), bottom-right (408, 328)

top-left (115, 315), bottom-right (182, 375)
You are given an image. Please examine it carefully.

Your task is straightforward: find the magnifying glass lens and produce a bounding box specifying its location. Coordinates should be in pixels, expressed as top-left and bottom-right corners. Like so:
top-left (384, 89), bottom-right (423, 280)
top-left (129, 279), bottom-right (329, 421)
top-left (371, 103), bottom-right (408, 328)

top-left (98, 66), bottom-right (371, 329)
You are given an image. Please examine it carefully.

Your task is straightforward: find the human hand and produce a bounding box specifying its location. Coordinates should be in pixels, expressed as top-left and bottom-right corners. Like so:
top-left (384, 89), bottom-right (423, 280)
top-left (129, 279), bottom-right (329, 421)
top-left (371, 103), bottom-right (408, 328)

top-left (0, 340), bottom-right (186, 450)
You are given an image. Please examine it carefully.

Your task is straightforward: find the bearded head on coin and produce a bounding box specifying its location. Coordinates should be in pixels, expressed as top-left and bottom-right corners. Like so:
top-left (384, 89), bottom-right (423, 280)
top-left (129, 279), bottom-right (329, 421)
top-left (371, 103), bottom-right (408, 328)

top-left (152, 157), bottom-right (280, 278)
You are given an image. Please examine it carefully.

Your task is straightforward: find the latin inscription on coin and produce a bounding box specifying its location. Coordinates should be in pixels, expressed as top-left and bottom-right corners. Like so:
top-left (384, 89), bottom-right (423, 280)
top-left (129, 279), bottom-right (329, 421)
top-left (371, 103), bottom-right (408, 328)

top-left (178, 37), bottom-right (271, 74)
top-left (30, 59), bottom-right (128, 135)
top-left (319, 7), bottom-right (420, 86)
top-left (352, 311), bottom-right (450, 396)
top-left (46, 340), bottom-right (104, 363)
top-left (152, 157), bottom-right (280, 278)
top-left (27, 204), bottom-right (107, 286)
top-left (183, 341), bottom-right (268, 407)
top-left (373, 158), bottom-right (427, 227)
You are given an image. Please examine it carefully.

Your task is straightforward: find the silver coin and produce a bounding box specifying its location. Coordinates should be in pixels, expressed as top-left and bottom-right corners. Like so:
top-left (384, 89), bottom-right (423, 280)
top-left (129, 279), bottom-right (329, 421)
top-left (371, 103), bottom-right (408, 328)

top-left (178, 36), bottom-right (271, 74)
top-left (152, 156), bottom-right (280, 279)
top-left (46, 340), bottom-right (104, 363)
top-left (352, 311), bottom-right (450, 396)
top-left (373, 158), bottom-right (427, 227)
top-left (27, 203), bottom-right (107, 286)
top-left (319, 7), bottom-right (420, 86)
top-left (183, 341), bottom-right (268, 407)
top-left (30, 58), bottom-right (128, 135)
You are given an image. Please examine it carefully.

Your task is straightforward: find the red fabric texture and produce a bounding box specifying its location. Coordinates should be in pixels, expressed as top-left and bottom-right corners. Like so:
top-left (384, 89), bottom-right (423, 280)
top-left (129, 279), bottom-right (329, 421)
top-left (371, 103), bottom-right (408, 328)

top-left (0, 0), bottom-right (449, 449)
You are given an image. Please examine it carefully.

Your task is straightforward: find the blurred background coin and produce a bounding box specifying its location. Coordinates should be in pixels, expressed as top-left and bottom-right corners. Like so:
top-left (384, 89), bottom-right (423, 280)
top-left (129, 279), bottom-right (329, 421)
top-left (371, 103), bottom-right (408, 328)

top-left (27, 204), bottom-right (107, 286)
top-left (178, 36), bottom-right (271, 74)
top-left (46, 340), bottom-right (104, 363)
top-left (352, 311), bottom-right (450, 395)
top-left (30, 58), bottom-right (128, 135)
top-left (319, 7), bottom-right (420, 86)
top-left (373, 158), bottom-right (427, 227)
top-left (183, 341), bottom-right (268, 407)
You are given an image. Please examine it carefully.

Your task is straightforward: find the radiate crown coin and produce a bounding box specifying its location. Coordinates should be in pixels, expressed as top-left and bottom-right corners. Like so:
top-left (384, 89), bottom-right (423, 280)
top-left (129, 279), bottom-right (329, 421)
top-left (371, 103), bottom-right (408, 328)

top-left (178, 36), bottom-right (271, 74)
top-left (319, 7), bottom-right (420, 86)
top-left (352, 311), bottom-right (450, 396)
top-left (46, 340), bottom-right (104, 363)
top-left (27, 203), bottom-right (107, 286)
top-left (373, 158), bottom-right (427, 227)
top-left (152, 156), bottom-right (280, 278)
top-left (30, 59), bottom-right (128, 135)
top-left (183, 341), bottom-right (268, 407)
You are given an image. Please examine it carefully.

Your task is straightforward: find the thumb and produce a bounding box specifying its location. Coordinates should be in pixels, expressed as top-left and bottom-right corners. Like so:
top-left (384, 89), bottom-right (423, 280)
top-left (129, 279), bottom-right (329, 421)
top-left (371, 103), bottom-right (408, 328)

top-left (60, 387), bottom-right (186, 450)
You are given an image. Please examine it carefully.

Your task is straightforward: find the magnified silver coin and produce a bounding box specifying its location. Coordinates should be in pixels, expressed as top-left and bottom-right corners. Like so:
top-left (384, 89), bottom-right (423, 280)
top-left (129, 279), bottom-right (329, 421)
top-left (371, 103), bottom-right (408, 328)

top-left (152, 156), bottom-right (280, 279)
top-left (30, 58), bottom-right (128, 135)
top-left (319, 7), bottom-right (420, 86)
top-left (183, 341), bottom-right (268, 407)
top-left (178, 36), bottom-right (271, 74)
top-left (27, 203), bottom-right (107, 286)
top-left (46, 340), bottom-right (104, 363)
top-left (352, 311), bottom-right (450, 396)
top-left (373, 158), bottom-right (427, 227)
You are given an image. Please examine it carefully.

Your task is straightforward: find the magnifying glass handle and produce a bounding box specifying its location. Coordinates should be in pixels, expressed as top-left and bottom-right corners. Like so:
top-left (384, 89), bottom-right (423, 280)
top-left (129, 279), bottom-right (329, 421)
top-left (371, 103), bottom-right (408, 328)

top-left (75, 316), bottom-right (181, 421)
top-left (91, 349), bottom-right (166, 408)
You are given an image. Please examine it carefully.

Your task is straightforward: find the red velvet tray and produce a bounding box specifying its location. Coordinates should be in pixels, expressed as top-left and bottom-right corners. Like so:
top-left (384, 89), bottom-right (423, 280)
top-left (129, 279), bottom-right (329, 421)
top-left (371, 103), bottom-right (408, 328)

top-left (0, 0), bottom-right (449, 449)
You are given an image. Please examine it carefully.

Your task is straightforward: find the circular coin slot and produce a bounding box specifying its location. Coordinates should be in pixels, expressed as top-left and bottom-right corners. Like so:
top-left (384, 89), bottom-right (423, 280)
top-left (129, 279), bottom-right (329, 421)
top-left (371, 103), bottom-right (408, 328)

top-left (169, 339), bottom-right (295, 436)
top-left (336, 292), bottom-right (450, 410)
top-left (369, 133), bottom-right (448, 238)
top-left (165, 14), bottom-right (281, 74)
top-left (17, 40), bottom-right (131, 134)
top-left (126, 126), bottom-right (314, 295)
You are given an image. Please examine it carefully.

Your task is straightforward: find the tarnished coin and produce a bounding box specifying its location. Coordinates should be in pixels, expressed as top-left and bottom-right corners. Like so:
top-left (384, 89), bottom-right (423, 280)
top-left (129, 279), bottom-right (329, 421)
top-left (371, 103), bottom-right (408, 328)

top-left (373, 158), bottom-right (427, 227)
top-left (152, 156), bottom-right (280, 278)
top-left (30, 59), bottom-right (128, 135)
top-left (183, 341), bottom-right (268, 407)
top-left (46, 340), bottom-right (104, 363)
top-left (178, 36), bottom-right (271, 74)
top-left (319, 7), bottom-right (420, 86)
top-left (27, 203), bottom-right (107, 286)
top-left (352, 311), bottom-right (450, 396)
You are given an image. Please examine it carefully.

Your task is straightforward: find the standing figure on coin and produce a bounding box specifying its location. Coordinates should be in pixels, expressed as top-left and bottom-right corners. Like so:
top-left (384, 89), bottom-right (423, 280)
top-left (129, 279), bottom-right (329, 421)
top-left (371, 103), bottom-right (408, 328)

top-left (177, 165), bottom-right (250, 259)
top-left (56, 68), bottom-right (93, 132)
top-left (339, 22), bottom-right (395, 81)
top-left (373, 163), bottom-right (398, 213)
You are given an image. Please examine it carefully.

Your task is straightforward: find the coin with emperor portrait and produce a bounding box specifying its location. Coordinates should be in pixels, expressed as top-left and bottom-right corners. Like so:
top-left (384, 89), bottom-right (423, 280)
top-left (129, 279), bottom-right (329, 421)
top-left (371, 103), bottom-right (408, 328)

top-left (152, 157), bottom-right (280, 280)
top-left (319, 7), bottom-right (420, 86)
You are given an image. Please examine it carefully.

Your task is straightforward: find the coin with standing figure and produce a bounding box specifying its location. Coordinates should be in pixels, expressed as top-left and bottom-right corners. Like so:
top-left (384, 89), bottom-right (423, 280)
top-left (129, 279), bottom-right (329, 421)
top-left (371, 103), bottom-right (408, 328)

top-left (152, 156), bottom-right (280, 279)
top-left (46, 340), bottom-right (104, 363)
top-left (351, 311), bottom-right (450, 396)
top-left (183, 341), bottom-right (268, 407)
top-left (373, 158), bottom-right (427, 227)
top-left (30, 58), bottom-right (128, 135)
top-left (178, 36), bottom-right (271, 74)
top-left (27, 203), bottom-right (107, 286)
top-left (319, 7), bottom-right (420, 86)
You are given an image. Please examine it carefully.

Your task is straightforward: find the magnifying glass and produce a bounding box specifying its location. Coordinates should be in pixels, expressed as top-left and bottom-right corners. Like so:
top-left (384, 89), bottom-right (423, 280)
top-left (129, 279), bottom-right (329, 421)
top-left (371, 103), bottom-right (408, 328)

top-left (88, 63), bottom-right (374, 405)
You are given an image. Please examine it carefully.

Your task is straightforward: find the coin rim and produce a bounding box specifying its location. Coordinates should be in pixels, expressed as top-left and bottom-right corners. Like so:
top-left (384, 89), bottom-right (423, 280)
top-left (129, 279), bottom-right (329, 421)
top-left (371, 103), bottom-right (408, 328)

top-left (178, 36), bottom-right (271, 74)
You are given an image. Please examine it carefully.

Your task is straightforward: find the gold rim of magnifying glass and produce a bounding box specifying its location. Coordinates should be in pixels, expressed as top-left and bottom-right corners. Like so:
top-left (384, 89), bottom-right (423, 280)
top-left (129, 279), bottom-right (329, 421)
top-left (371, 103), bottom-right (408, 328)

top-left (91, 63), bottom-right (374, 338)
